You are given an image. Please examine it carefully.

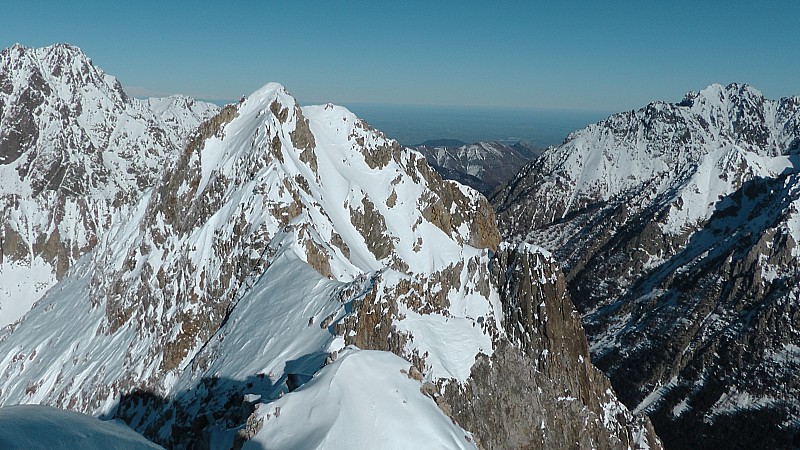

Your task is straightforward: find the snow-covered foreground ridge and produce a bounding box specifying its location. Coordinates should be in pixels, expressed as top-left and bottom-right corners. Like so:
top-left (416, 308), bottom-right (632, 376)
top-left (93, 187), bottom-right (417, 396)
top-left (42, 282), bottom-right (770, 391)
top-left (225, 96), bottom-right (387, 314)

top-left (0, 405), bottom-right (163, 450)
top-left (0, 72), bottom-right (658, 449)
top-left (0, 43), bottom-right (218, 327)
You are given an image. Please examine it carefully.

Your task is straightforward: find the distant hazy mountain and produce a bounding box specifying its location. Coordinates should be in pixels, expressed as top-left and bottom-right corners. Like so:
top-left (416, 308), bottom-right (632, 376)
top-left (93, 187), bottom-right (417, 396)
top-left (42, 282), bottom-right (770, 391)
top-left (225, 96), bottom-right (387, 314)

top-left (494, 83), bottom-right (800, 450)
top-left (414, 140), bottom-right (543, 195)
top-left (511, 139), bottom-right (545, 159)
top-left (417, 138), bottom-right (468, 147)
top-left (0, 45), bottom-right (660, 449)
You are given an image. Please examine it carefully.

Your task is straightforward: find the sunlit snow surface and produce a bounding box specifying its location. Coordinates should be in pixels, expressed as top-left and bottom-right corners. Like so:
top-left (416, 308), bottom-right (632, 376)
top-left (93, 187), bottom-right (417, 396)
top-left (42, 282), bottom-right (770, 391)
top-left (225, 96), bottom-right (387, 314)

top-left (0, 257), bottom-right (56, 327)
top-left (519, 84), bottom-right (799, 234)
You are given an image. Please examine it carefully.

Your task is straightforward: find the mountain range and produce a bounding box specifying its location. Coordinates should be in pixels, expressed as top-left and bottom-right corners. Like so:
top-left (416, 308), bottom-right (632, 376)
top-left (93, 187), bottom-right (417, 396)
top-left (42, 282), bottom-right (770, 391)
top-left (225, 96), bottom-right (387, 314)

top-left (0, 44), bottom-right (659, 449)
top-left (493, 83), bottom-right (800, 449)
top-left (2, 43), bottom-right (798, 450)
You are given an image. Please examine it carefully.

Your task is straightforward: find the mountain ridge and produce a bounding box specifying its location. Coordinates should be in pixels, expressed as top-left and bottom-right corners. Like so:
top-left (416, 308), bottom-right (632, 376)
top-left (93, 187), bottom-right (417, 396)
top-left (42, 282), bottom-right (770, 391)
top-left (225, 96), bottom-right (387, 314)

top-left (414, 140), bottom-right (541, 195)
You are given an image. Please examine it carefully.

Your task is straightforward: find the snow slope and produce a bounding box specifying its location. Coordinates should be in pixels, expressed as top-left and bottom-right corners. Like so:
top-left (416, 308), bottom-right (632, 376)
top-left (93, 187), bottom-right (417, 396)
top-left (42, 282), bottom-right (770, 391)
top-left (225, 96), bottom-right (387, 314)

top-left (0, 82), bottom-right (500, 448)
top-left (497, 84), bottom-right (800, 239)
top-left (245, 349), bottom-right (477, 450)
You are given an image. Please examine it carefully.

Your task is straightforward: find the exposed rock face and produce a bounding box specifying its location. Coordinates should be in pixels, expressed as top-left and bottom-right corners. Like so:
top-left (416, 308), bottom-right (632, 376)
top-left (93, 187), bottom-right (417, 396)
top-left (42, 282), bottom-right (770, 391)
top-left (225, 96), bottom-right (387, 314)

top-left (0, 43), bottom-right (218, 327)
top-left (445, 245), bottom-right (661, 450)
top-left (494, 83), bottom-right (800, 450)
top-left (414, 141), bottom-right (537, 195)
top-left (339, 243), bottom-right (661, 450)
top-left (0, 73), bottom-right (659, 449)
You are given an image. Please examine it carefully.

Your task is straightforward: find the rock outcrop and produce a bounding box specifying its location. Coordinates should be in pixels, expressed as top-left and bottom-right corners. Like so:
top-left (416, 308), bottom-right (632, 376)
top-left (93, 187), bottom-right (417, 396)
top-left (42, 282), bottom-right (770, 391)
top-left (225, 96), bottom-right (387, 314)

top-left (438, 245), bottom-right (661, 450)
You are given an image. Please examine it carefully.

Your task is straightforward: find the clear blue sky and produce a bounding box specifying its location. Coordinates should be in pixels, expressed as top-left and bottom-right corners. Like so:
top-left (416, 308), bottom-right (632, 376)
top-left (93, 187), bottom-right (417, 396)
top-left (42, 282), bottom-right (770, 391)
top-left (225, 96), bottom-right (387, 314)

top-left (2, 1), bottom-right (798, 112)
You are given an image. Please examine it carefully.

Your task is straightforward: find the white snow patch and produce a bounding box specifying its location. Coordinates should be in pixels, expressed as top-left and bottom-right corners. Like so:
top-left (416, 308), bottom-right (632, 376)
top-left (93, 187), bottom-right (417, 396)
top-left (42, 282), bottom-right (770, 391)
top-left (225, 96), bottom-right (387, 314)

top-left (0, 257), bottom-right (57, 328)
top-left (395, 303), bottom-right (492, 382)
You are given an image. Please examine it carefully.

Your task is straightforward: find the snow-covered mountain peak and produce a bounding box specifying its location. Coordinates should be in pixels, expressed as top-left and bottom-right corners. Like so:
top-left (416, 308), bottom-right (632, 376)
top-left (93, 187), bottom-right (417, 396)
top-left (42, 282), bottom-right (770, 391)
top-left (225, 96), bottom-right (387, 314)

top-left (2, 43), bottom-right (91, 74)
top-left (167, 81), bottom-right (499, 280)
top-left (0, 43), bottom-right (218, 328)
top-left (689, 82), bottom-right (764, 108)
top-left (496, 82), bottom-right (800, 237)
top-left (6, 77), bottom-right (486, 415)
top-left (494, 82), bottom-right (800, 449)
top-left (1, 43), bottom-right (126, 109)
top-left (678, 82), bottom-right (800, 155)
top-left (0, 43), bottom-right (218, 196)
top-left (679, 82), bottom-right (760, 107)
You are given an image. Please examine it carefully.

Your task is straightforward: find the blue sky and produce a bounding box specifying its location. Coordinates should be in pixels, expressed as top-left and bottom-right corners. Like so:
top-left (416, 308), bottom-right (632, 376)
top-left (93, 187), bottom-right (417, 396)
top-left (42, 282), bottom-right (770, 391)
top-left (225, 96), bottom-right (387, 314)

top-left (2, 1), bottom-right (798, 112)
